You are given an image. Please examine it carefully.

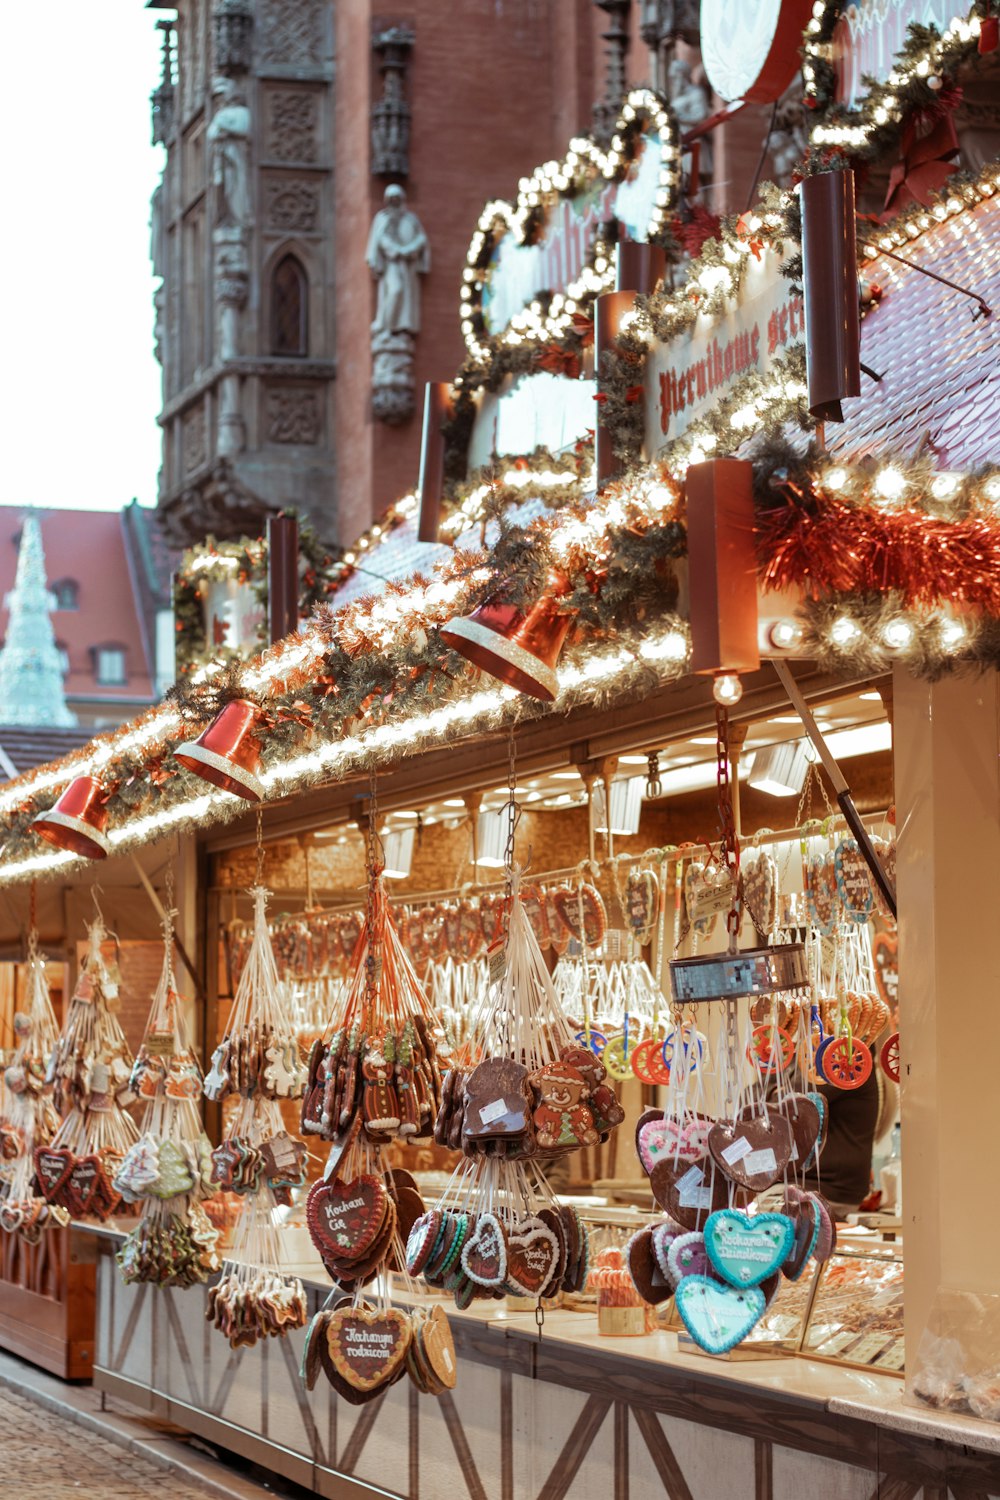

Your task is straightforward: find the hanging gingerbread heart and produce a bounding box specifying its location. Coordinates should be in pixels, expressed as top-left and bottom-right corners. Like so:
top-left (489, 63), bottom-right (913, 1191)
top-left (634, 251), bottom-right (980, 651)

top-left (805, 852), bottom-right (838, 934)
top-left (834, 838), bottom-right (874, 923)
top-left (505, 1217), bottom-right (559, 1297)
top-left (741, 852), bottom-right (776, 938)
top-left (553, 885), bottom-right (606, 949)
top-left (872, 929), bottom-right (898, 1010)
top-left (704, 1209), bottom-right (796, 1288)
top-left (650, 1155), bottom-right (733, 1231)
top-left (326, 1306), bottom-right (412, 1394)
top-left (626, 1226), bottom-right (673, 1305)
top-left (460, 1212), bottom-right (508, 1288)
top-left (708, 1112), bottom-right (793, 1193)
top-left (306, 1173), bottom-right (388, 1264)
top-left (626, 869), bottom-right (659, 947)
top-left (674, 1276), bottom-right (765, 1355)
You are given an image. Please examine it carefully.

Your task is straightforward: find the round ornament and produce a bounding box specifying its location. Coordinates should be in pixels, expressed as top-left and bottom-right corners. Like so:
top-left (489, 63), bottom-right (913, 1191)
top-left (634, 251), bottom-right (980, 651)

top-left (880, 1031), bottom-right (900, 1084)
top-left (821, 1037), bottom-right (873, 1091)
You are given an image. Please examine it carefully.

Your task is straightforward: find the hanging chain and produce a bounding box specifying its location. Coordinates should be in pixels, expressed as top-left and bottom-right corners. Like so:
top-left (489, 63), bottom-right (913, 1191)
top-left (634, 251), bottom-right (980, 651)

top-left (255, 805), bottom-right (265, 887)
top-left (27, 879), bottom-right (38, 963)
top-left (715, 703), bottom-right (742, 953)
top-left (504, 730), bottom-right (521, 896)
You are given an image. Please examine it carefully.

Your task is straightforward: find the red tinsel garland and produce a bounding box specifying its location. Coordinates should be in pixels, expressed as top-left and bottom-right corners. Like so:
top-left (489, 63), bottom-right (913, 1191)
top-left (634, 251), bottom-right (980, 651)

top-left (757, 487), bottom-right (1000, 613)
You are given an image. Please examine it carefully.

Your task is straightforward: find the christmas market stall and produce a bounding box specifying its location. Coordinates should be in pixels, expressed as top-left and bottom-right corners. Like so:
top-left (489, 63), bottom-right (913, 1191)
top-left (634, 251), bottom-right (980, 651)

top-left (0, 6), bottom-right (998, 1496)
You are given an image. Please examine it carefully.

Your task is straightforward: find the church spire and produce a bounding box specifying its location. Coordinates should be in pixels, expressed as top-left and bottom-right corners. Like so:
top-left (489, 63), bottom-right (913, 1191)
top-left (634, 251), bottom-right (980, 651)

top-left (0, 514), bottom-right (75, 726)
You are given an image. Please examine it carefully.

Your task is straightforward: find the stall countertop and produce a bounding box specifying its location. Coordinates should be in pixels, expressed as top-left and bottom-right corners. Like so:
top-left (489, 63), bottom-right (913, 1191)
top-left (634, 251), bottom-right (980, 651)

top-left (79, 1220), bottom-right (1000, 1460)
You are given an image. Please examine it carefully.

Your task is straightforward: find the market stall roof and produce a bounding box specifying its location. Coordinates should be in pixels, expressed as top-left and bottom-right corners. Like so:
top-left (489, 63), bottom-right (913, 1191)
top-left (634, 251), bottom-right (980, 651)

top-left (0, 725), bottom-right (93, 780)
top-left (831, 193), bottom-right (1000, 466)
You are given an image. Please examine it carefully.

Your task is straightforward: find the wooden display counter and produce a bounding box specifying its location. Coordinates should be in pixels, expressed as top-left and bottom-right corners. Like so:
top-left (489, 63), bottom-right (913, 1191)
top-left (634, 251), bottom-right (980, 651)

top-left (89, 1228), bottom-right (1000, 1500)
top-left (0, 1226), bottom-right (95, 1380)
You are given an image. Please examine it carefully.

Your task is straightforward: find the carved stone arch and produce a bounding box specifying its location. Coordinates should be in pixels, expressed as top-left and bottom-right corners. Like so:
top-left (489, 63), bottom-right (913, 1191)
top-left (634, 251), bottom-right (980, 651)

top-left (262, 238), bottom-right (322, 357)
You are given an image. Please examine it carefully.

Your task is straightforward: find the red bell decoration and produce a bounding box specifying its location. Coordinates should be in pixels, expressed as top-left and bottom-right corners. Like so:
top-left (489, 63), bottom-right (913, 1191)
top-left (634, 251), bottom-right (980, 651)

top-left (174, 698), bottom-right (265, 801)
top-left (33, 776), bottom-right (111, 860)
top-left (440, 576), bottom-right (572, 703)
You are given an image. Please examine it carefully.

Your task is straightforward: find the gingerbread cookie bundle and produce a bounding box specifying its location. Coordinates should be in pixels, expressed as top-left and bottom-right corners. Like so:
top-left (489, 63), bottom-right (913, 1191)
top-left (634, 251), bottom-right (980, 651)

top-left (301, 1300), bottom-right (456, 1405)
top-left (405, 1195), bottom-right (590, 1310)
top-left (628, 1005), bottom-right (838, 1353)
top-left (115, 913), bottom-right (222, 1286)
top-left (35, 918), bottom-right (139, 1223)
top-left (300, 874), bottom-right (447, 1148)
top-left (206, 886), bottom-right (308, 1345)
top-left (0, 931), bottom-right (68, 1242)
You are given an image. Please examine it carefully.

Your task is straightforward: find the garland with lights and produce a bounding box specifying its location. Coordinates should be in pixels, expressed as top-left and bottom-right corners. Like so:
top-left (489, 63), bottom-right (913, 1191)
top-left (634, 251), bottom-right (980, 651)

top-left (0, 483), bottom-right (686, 875)
top-left (802, 2), bottom-right (999, 169)
top-left (174, 520), bottom-right (336, 676)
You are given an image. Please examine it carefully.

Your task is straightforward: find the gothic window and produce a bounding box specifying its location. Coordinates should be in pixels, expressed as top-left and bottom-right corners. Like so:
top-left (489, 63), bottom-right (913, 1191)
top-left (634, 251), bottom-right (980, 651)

top-left (270, 254), bottom-right (308, 356)
top-left (93, 646), bottom-right (127, 686)
top-left (52, 579), bottom-right (79, 610)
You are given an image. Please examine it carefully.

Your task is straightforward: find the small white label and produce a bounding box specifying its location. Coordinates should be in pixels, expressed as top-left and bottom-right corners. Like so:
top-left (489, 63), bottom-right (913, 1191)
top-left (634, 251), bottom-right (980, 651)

top-left (676, 1164), bottom-right (704, 1195)
top-left (743, 1147), bottom-right (778, 1177)
top-left (721, 1136), bottom-right (753, 1166)
top-left (488, 944), bottom-right (507, 986)
top-left (789, 1138), bottom-right (799, 1162)
top-left (479, 1098), bottom-right (508, 1125)
top-left (680, 1185), bottom-right (713, 1209)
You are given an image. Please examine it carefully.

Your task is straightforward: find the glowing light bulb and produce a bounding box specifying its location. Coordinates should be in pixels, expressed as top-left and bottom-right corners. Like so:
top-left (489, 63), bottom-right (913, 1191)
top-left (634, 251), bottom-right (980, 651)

top-left (940, 618), bottom-right (966, 651)
top-left (769, 619), bottom-right (803, 651)
top-left (874, 466), bottom-right (907, 503)
top-left (823, 466), bottom-right (849, 493)
top-left (713, 672), bottom-right (743, 707)
top-left (930, 473), bottom-right (961, 503)
top-left (882, 619), bottom-right (915, 652)
top-left (830, 617), bottom-right (860, 648)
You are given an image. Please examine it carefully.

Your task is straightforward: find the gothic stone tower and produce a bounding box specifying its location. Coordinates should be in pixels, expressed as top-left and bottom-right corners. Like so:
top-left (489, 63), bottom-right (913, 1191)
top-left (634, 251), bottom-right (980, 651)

top-left (150, 0), bottom-right (336, 545)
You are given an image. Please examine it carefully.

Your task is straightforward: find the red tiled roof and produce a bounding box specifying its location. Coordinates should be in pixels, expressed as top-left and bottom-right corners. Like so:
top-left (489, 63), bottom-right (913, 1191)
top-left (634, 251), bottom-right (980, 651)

top-left (0, 726), bottom-right (94, 781)
top-left (829, 194), bottom-right (1000, 465)
top-left (0, 508), bottom-right (155, 703)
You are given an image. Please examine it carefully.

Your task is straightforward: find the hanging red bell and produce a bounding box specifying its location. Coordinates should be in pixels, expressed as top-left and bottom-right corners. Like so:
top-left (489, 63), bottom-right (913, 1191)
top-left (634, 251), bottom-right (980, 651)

top-left (33, 775), bottom-right (111, 860)
top-left (174, 698), bottom-right (265, 801)
top-left (440, 577), bottom-right (572, 703)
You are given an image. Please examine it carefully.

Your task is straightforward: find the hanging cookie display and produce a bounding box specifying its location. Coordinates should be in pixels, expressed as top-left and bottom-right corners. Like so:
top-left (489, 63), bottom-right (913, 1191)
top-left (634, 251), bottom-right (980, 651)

top-left (35, 915), bottom-right (138, 1223)
top-left (204, 883), bottom-right (308, 1347)
top-left (0, 923), bottom-right (67, 1241)
top-left (115, 901), bottom-right (221, 1288)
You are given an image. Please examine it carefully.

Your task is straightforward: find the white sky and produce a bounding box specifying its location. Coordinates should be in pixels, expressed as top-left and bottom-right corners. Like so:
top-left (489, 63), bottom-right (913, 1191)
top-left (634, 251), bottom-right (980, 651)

top-left (0, 6), bottom-right (164, 512)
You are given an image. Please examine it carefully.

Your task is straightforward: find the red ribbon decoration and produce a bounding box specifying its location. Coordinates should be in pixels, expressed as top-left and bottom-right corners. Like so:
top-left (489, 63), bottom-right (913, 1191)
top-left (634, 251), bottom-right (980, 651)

top-left (882, 103), bottom-right (960, 219)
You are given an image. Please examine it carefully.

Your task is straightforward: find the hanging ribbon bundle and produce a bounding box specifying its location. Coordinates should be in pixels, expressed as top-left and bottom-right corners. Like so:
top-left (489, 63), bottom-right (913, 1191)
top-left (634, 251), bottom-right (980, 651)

top-left (35, 917), bottom-right (139, 1222)
top-left (0, 925), bottom-right (67, 1240)
top-left (114, 896), bottom-right (221, 1288)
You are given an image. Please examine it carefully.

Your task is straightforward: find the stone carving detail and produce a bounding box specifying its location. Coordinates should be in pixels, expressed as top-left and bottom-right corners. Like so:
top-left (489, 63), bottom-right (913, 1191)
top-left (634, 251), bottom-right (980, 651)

top-left (669, 57), bottom-right (713, 181)
top-left (213, 0), bottom-right (253, 75)
top-left (160, 458), bottom-right (276, 545)
top-left (266, 179), bottom-right (320, 232)
top-left (258, 0), bottom-right (323, 67)
top-left (266, 389), bottom-right (321, 444)
top-left (366, 185), bottom-right (429, 425)
top-left (208, 78), bottom-right (252, 229)
top-left (183, 406), bottom-right (208, 473)
top-left (267, 91), bottom-right (319, 162)
top-left (371, 27), bottom-right (414, 177)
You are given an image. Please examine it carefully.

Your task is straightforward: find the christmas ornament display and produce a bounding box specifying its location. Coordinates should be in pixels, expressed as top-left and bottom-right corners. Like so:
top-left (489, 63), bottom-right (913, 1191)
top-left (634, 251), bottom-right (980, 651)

top-left (440, 574), bottom-right (573, 703)
top-left (115, 903), bottom-right (221, 1288)
top-left (0, 928), bottom-right (68, 1241)
top-left (35, 918), bottom-right (138, 1222)
top-left (204, 884), bottom-right (308, 1347)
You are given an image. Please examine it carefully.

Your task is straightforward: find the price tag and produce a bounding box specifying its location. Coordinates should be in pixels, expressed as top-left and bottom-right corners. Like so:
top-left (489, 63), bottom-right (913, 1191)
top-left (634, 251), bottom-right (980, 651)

top-left (850, 1332), bottom-right (894, 1364)
top-left (676, 1164), bottom-right (713, 1209)
top-left (875, 1340), bottom-right (906, 1371)
top-left (479, 1098), bottom-right (508, 1126)
top-left (721, 1136), bottom-right (753, 1167)
top-left (812, 1330), bottom-right (857, 1357)
top-left (145, 1031), bottom-right (176, 1058)
top-left (487, 940), bottom-right (507, 986)
top-left (743, 1147), bottom-right (778, 1177)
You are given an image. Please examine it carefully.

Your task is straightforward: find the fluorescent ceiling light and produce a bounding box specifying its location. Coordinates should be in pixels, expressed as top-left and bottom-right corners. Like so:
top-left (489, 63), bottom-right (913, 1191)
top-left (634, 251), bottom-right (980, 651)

top-left (748, 741), bottom-right (810, 797)
top-left (593, 776), bottom-right (644, 835)
top-left (382, 827), bottom-right (415, 879)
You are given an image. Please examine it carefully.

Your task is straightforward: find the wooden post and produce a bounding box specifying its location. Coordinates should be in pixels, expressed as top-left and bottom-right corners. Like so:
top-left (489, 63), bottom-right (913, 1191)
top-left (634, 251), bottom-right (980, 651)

top-left (893, 668), bottom-right (1000, 1397)
top-left (267, 514), bottom-right (299, 644)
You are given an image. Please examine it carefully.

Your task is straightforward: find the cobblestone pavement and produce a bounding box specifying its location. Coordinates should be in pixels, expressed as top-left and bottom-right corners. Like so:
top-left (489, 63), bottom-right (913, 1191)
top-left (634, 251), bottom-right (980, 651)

top-left (0, 1382), bottom-right (230, 1500)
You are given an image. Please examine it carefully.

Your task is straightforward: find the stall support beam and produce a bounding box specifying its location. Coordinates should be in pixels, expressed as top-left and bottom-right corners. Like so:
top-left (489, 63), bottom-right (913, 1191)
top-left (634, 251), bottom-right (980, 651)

top-left (893, 669), bottom-right (1000, 1394)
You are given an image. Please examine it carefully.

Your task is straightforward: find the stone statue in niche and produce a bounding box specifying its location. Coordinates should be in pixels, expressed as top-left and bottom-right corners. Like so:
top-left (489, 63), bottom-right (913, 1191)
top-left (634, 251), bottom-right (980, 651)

top-left (668, 56), bottom-right (713, 182)
top-left (366, 184), bottom-right (430, 424)
top-left (769, 81), bottom-right (809, 187)
top-left (207, 77), bottom-right (252, 229)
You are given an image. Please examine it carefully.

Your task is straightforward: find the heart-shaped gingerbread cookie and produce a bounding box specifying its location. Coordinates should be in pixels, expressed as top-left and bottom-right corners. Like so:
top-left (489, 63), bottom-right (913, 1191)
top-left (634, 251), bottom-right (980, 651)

top-left (625, 1226), bottom-right (673, 1305)
top-left (674, 1276), bottom-right (765, 1355)
top-left (708, 1112), bottom-right (792, 1193)
top-left (505, 1217), bottom-right (559, 1297)
top-left (460, 1212), bottom-right (508, 1287)
top-left (326, 1306), bottom-right (411, 1393)
top-left (650, 1155), bottom-right (731, 1231)
top-left (306, 1174), bottom-right (387, 1264)
top-left (704, 1209), bottom-right (796, 1288)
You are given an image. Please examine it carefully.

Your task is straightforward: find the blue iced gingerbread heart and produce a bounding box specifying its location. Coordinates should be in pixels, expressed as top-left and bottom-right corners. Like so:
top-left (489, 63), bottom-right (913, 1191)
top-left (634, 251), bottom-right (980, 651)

top-left (804, 1092), bottom-right (827, 1170)
top-left (704, 1209), bottom-right (796, 1288)
top-left (674, 1275), bottom-right (765, 1354)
